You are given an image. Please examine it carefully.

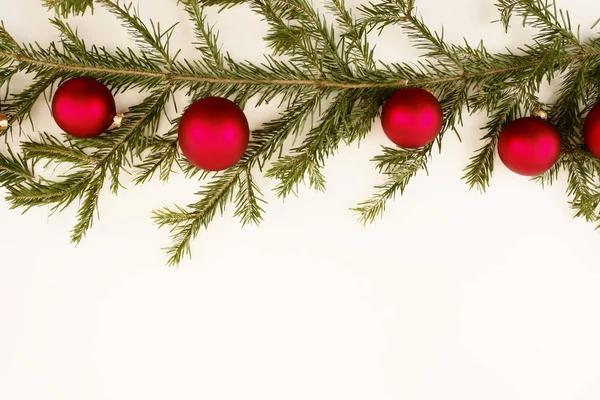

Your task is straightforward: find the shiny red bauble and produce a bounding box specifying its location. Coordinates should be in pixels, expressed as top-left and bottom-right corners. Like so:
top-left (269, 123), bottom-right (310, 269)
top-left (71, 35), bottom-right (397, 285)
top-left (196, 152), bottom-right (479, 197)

top-left (178, 97), bottom-right (250, 171)
top-left (498, 116), bottom-right (561, 176)
top-left (52, 77), bottom-right (116, 138)
top-left (381, 87), bottom-right (444, 148)
top-left (584, 103), bottom-right (600, 158)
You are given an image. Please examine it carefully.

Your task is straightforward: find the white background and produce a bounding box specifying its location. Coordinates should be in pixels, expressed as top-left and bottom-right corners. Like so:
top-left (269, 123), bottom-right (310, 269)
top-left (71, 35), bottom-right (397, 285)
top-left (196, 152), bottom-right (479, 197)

top-left (1, 0), bottom-right (600, 399)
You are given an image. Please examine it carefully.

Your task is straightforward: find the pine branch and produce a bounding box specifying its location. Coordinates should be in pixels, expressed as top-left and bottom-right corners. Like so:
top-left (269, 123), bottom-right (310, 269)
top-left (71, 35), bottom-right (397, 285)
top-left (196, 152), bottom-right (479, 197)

top-left (154, 169), bottom-right (241, 266)
top-left (22, 135), bottom-right (100, 170)
top-left (353, 146), bottom-right (430, 224)
top-left (9, 84), bottom-right (172, 243)
top-left (275, 0), bottom-right (351, 76)
top-left (134, 135), bottom-right (180, 184)
top-left (179, 0), bottom-right (225, 70)
top-left (3, 74), bottom-right (59, 131)
top-left (71, 169), bottom-right (106, 243)
top-left (154, 95), bottom-right (320, 265)
top-left (0, 150), bottom-right (35, 187)
top-left (45, 0), bottom-right (94, 17)
top-left (548, 60), bottom-right (600, 221)
top-left (198, 0), bottom-right (334, 75)
top-left (96, 0), bottom-right (177, 66)
top-left (265, 90), bottom-right (381, 197)
top-left (234, 166), bottom-right (267, 226)
top-left (496, 0), bottom-right (581, 48)
top-left (327, 0), bottom-right (376, 71)
top-left (359, 0), bottom-right (464, 71)
top-left (463, 91), bottom-right (529, 191)
top-left (7, 170), bottom-right (94, 213)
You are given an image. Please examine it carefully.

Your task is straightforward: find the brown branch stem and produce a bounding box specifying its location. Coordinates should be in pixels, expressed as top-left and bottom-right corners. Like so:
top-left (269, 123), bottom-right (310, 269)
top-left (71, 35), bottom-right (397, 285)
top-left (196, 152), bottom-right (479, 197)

top-left (2, 50), bottom-right (598, 90)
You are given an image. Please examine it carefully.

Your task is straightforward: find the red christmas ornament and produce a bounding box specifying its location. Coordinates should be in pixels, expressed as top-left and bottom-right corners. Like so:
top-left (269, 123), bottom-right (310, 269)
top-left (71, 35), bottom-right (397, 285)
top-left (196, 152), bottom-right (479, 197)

top-left (584, 102), bottom-right (600, 158)
top-left (52, 77), bottom-right (117, 138)
top-left (498, 116), bottom-right (561, 176)
top-left (178, 97), bottom-right (250, 171)
top-left (381, 87), bottom-right (444, 148)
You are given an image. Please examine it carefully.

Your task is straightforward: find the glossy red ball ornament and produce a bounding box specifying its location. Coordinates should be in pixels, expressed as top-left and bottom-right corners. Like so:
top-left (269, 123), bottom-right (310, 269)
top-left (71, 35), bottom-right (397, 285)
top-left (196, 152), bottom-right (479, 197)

top-left (498, 116), bottom-right (561, 176)
top-left (178, 97), bottom-right (250, 171)
top-left (584, 102), bottom-right (600, 158)
top-left (381, 87), bottom-right (444, 148)
top-left (52, 77), bottom-right (116, 138)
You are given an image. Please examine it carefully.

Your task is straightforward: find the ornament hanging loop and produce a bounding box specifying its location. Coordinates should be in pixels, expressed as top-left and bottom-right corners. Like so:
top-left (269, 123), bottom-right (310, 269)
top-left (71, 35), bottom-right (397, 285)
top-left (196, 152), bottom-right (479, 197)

top-left (113, 113), bottom-right (125, 128)
top-left (0, 114), bottom-right (8, 131)
top-left (532, 109), bottom-right (548, 121)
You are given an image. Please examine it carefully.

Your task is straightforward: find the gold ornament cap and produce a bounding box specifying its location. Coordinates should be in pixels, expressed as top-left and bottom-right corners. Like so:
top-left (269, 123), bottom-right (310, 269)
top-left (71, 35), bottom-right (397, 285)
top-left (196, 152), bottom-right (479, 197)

top-left (113, 113), bottom-right (125, 128)
top-left (0, 114), bottom-right (8, 131)
top-left (532, 109), bottom-right (548, 121)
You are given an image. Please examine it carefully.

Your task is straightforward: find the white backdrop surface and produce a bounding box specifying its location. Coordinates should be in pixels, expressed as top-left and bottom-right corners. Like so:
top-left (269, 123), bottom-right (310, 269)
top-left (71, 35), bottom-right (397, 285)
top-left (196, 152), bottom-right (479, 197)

top-left (2, 0), bottom-right (600, 399)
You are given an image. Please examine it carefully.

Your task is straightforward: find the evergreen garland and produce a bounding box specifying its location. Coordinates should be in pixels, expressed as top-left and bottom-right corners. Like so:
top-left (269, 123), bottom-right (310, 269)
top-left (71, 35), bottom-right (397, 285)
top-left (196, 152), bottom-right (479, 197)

top-left (0, 0), bottom-right (599, 264)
